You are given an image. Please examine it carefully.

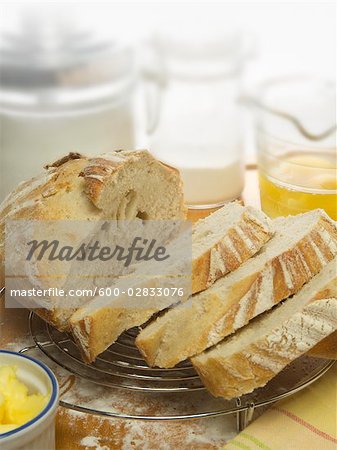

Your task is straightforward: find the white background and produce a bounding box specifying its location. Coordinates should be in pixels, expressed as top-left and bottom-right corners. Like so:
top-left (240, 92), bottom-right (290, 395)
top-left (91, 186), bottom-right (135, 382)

top-left (3, 1), bottom-right (335, 83)
top-left (1, 1), bottom-right (335, 179)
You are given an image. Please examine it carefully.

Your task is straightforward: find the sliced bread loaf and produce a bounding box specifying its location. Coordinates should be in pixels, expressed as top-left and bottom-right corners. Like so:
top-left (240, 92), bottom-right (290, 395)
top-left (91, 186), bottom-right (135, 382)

top-left (192, 257), bottom-right (337, 399)
top-left (135, 210), bottom-right (337, 368)
top-left (1, 150), bottom-right (186, 329)
top-left (70, 203), bottom-right (272, 362)
top-left (192, 202), bottom-right (272, 293)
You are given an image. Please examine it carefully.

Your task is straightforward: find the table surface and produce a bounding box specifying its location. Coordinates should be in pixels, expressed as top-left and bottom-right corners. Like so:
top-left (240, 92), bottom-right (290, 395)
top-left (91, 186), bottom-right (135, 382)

top-left (1, 170), bottom-right (261, 449)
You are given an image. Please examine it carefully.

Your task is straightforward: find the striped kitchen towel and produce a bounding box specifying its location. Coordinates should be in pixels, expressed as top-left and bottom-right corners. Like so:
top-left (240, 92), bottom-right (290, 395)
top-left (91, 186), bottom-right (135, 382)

top-left (224, 362), bottom-right (337, 450)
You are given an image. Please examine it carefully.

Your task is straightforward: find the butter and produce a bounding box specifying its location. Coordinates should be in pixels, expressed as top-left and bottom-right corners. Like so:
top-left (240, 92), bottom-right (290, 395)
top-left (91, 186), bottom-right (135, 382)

top-left (0, 366), bottom-right (49, 434)
top-left (0, 392), bottom-right (5, 422)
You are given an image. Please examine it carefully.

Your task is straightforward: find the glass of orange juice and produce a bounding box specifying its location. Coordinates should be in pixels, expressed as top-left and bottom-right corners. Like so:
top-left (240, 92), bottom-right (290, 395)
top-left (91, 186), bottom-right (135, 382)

top-left (254, 77), bottom-right (336, 220)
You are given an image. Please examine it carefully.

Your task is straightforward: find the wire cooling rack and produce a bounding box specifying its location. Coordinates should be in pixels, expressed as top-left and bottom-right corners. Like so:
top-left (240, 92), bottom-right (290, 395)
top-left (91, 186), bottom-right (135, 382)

top-left (20, 312), bottom-right (335, 431)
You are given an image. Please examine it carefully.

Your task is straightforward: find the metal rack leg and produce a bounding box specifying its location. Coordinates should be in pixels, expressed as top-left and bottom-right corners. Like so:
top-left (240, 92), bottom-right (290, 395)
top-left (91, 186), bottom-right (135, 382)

top-left (236, 398), bottom-right (244, 432)
top-left (235, 399), bottom-right (256, 432)
top-left (246, 402), bottom-right (255, 424)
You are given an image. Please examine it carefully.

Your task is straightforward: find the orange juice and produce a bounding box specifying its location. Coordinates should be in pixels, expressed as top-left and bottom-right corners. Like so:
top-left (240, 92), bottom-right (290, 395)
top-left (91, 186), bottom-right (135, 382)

top-left (259, 151), bottom-right (337, 220)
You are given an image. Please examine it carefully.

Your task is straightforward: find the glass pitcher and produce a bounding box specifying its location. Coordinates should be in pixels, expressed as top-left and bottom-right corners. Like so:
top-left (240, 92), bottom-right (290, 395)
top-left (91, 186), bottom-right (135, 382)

top-left (144, 32), bottom-right (253, 210)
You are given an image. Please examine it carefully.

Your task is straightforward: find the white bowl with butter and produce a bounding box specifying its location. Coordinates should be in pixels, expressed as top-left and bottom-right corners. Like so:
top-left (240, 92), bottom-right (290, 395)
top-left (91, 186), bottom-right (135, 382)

top-left (0, 351), bottom-right (59, 450)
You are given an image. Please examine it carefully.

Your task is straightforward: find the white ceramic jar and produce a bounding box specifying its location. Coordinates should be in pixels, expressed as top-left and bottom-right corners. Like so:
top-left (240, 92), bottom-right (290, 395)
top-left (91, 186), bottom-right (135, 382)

top-left (0, 12), bottom-right (139, 200)
top-left (0, 350), bottom-right (59, 450)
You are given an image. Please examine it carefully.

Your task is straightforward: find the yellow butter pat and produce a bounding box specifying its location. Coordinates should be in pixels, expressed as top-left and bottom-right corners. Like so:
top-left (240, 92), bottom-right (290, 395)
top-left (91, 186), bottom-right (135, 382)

top-left (0, 366), bottom-right (49, 433)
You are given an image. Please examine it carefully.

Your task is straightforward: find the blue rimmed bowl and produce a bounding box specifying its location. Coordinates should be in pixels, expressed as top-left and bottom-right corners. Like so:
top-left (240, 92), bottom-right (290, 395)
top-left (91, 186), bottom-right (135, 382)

top-left (0, 350), bottom-right (59, 450)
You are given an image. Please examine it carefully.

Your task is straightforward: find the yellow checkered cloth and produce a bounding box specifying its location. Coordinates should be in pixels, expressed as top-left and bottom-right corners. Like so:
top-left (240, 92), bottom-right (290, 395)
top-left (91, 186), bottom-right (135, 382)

top-left (224, 363), bottom-right (337, 450)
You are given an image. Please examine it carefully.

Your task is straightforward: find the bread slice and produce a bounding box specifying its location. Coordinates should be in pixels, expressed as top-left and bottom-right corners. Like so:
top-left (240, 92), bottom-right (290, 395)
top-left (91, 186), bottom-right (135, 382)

top-left (308, 330), bottom-right (337, 359)
top-left (1, 150), bottom-right (186, 329)
top-left (192, 257), bottom-right (337, 399)
top-left (68, 203), bottom-right (272, 363)
top-left (136, 210), bottom-right (337, 368)
top-left (191, 202), bottom-right (272, 293)
top-left (70, 282), bottom-right (176, 364)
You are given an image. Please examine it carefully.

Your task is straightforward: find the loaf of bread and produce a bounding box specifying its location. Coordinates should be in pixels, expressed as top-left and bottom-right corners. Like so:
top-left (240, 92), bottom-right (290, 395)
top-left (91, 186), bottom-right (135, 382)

top-left (136, 210), bottom-right (337, 368)
top-left (70, 202), bottom-right (272, 362)
top-left (192, 257), bottom-right (337, 399)
top-left (0, 150), bottom-right (186, 328)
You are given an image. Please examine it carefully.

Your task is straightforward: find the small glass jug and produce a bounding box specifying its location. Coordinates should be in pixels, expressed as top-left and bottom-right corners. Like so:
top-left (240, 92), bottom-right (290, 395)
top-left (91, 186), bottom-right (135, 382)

top-left (144, 32), bottom-right (252, 209)
top-left (246, 76), bottom-right (337, 220)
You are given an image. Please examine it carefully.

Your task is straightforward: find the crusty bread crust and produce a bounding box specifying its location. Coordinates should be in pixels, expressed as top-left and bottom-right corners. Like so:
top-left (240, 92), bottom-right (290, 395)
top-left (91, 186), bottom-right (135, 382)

top-left (71, 307), bottom-right (156, 363)
top-left (135, 213), bottom-right (337, 368)
top-left (0, 155), bottom-right (96, 287)
top-left (192, 277), bottom-right (337, 399)
top-left (192, 208), bottom-right (272, 293)
top-left (307, 282), bottom-right (337, 360)
top-left (44, 152), bottom-right (83, 169)
top-left (308, 330), bottom-right (337, 359)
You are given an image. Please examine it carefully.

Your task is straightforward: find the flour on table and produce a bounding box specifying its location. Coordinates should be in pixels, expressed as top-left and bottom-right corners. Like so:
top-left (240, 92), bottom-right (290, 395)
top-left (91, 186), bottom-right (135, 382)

top-left (80, 436), bottom-right (109, 450)
top-left (4, 336), bottom-right (33, 352)
top-left (4, 335), bottom-right (237, 448)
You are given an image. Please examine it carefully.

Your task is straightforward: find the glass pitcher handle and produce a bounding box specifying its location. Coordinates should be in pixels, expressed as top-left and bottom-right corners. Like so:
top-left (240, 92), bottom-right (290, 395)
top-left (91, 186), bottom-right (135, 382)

top-left (240, 94), bottom-right (337, 142)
